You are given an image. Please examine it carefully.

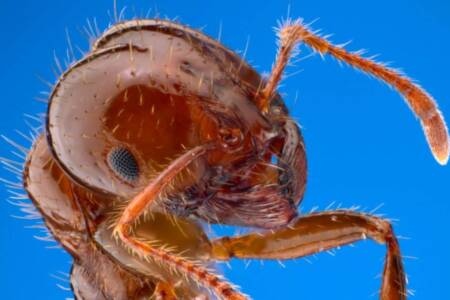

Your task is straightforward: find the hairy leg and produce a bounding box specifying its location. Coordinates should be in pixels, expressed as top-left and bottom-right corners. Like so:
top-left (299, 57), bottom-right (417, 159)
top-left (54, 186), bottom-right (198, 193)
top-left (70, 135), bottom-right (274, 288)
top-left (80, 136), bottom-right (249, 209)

top-left (113, 145), bottom-right (247, 300)
top-left (211, 210), bottom-right (406, 300)
top-left (115, 145), bottom-right (208, 226)
top-left (259, 19), bottom-right (448, 165)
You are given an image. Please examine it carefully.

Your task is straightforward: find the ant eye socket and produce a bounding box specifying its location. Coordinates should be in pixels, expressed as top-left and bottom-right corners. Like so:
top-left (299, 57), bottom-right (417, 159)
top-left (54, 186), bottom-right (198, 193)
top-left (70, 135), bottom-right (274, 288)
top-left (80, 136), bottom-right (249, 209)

top-left (219, 128), bottom-right (243, 149)
top-left (107, 147), bottom-right (140, 183)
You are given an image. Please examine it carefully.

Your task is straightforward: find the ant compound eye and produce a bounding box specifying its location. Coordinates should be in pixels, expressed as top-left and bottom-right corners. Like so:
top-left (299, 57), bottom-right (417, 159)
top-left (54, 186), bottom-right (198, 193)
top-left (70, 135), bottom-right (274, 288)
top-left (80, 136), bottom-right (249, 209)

top-left (107, 147), bottom-right (140, 183)
top-left (219, 128), bottom-right (243, 150)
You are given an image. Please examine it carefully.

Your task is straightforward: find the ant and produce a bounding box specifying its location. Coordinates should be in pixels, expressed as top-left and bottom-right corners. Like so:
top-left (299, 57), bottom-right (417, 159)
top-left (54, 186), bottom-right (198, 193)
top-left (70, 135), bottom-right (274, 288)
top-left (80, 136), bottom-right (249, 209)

top-left (6, 12), bottom-right (448, 300)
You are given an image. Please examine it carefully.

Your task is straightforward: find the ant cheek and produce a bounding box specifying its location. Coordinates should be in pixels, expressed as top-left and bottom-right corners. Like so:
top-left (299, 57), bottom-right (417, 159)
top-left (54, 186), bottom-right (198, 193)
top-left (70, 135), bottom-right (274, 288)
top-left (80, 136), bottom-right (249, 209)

top-left (102, 85), bottom-right (205, 174)
top-left (47, 45), bottom-right (152, 196)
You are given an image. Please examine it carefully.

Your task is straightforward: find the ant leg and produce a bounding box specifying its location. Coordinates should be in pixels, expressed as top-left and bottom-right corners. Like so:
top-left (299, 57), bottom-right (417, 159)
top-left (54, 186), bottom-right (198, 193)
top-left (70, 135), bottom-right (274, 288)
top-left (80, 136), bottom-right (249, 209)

top-left (113, 145), bottom-right (247, 300)
top-left (153, 282), bottom-right (177, 300)
top-left (259, 19), bottom-right (448, 165)
top-left (211, 210), bottom-right (406, 300)
top-left (115, 145), bottom-right (208, 227)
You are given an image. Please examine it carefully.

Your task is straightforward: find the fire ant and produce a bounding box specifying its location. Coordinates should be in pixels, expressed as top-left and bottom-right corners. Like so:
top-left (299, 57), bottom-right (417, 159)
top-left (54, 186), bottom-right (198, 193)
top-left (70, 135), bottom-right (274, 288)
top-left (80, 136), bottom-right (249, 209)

top-left (8, 13), bottom-right (448, 300)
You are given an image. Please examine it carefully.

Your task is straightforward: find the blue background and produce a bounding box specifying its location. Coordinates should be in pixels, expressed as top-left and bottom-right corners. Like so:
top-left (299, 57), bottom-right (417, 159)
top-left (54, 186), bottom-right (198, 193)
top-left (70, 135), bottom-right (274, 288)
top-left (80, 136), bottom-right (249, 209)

top-left (1, 0), bottom-right (449, 299)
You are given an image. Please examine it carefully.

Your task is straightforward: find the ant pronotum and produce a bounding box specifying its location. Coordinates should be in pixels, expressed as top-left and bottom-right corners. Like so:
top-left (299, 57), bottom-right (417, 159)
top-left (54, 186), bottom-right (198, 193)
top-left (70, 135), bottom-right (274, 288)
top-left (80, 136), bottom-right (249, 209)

top-left (4, 10), bottom-right (448, 300)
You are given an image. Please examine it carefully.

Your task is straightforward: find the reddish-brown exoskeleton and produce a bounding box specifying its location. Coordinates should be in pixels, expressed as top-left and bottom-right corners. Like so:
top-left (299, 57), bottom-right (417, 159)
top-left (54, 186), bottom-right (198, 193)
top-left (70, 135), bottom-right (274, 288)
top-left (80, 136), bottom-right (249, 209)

top-left (20, 17), bottom-right (448, 300)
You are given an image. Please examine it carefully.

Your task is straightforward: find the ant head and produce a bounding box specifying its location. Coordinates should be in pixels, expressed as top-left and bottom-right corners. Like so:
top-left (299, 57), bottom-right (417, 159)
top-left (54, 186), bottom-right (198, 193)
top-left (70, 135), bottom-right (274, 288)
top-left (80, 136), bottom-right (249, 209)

top-left (46, 20), bottom-right (306, 204)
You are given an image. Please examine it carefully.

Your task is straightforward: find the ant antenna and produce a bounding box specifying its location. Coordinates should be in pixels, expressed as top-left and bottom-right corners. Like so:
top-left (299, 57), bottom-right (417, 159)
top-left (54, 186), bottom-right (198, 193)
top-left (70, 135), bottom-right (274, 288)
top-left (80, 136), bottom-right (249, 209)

top-left (258, 18), bottom-right (449, 165)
